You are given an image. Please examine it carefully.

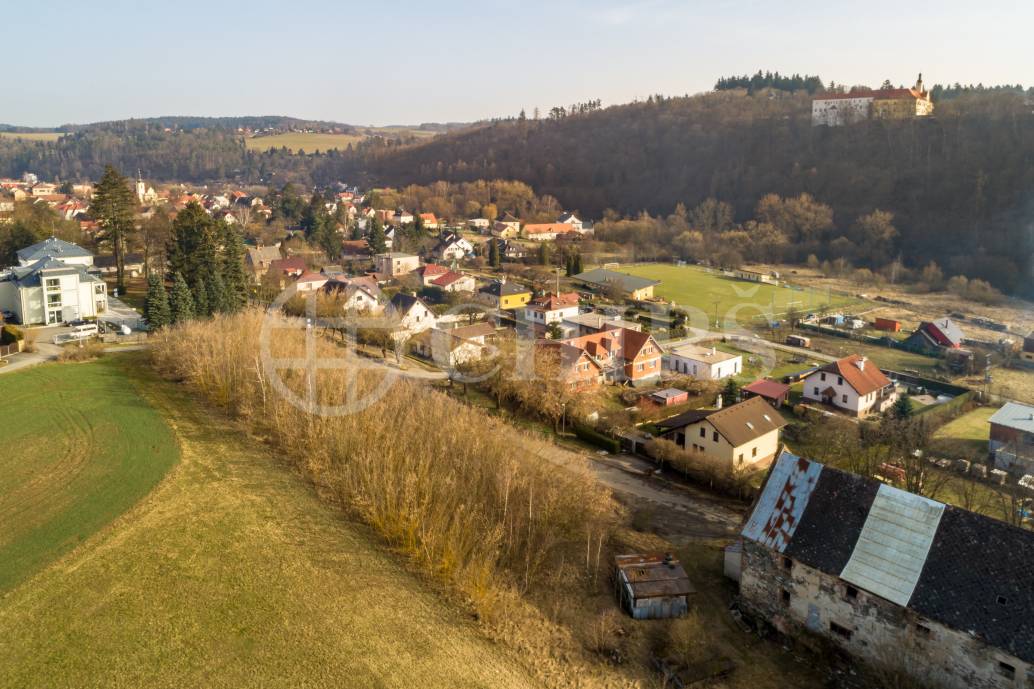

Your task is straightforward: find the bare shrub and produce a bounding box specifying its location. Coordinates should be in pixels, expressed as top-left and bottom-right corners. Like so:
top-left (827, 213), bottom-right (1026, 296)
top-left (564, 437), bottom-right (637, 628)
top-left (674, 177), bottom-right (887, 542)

top-left (150, 309), bottom-right (615, 620)
top-left (663, 610), bottom-right (713, 666)
top-left (645, 437), bottom-right (754, 499)
top-left (22, 330), bottom-right (37, 354)
top-left (58, 341), bottom-right (105, 362)
top-left (586, 609), bottom-right (625, 657)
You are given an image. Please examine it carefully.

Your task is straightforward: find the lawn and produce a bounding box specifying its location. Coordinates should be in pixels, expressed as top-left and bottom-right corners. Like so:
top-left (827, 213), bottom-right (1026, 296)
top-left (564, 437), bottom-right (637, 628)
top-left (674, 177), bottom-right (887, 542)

top-left (0, 358), bottom-right (179, 592)
top-left (784, 331), bottom-right (942, 375)
top-left (616, 263), bottom-right (858, 326)
top-left (244, 132), bottom-right (366, 153)
top-left (0, 355), bottom-right (539, 688)
top-left (0, 131), bottom-right (63, 142)
top-left (932, 406), bottom-right (996, 460)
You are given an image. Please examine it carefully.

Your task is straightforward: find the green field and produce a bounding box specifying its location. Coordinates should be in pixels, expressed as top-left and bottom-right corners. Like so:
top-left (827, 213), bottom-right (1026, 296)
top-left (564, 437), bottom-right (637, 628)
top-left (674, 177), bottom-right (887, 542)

top-left (617, 263), bottom-right (857, 323)
top-left (0, 358), bottom-right (179, 592)
top-left (244, 132), bottom-right (366, 152)
top-left (0, 356), bottom-right (539, 688)
top-left (932, 406), bottom-right (996, 459)
top-left (0, 132), bottom-right (63, 142)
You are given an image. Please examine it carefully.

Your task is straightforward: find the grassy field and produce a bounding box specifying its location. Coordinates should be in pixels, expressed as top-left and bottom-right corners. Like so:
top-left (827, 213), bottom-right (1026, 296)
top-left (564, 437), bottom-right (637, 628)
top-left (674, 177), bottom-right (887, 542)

top-left (244, 132), bottom-right (366, 152)
top-left (932, 406), bottom-right (996, 460)
top-left (782, 331), bottom-right (942, 375)
top-left (616, 263), bottom-right (857, 324)
top-left (0, 355), bottom-right (539, 688)
top-left (0, 131), bottom-right (63, 142)
top-left (0, 359), bottom-right (179, 593)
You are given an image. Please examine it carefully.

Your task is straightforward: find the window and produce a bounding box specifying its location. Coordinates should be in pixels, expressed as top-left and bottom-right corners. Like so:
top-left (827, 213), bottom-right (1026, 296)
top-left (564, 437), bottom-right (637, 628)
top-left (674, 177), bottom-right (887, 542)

top-left (845, 585), bottom-right (858, 601)
top-left (813, 387), bottom-right (819, 395)
top-left (829, 622), bottom-right (853, 640)
top-left (820, 373), bottom-right (826, 381)
top-left (45, 278), bottom-right (60, 289)
top-left (837, 376), bottom-right (843, 386)
top-left (737, 454), bottom-right (744, 465)
top-left (47, 293), bottom-right (61, 305)
top-left (94, 283), bottom-right (105, 295)
top-left (842, 394), bottom-right (848, 404)
top-left (699, 427), bottom-right (706, 438)
top-left (782, 556), bottom-right (792, 571)
top-left (712, 431), bottom-right (718, 442)
top-left (781, 589), bottom-right (791, 606)
top-left (997, 662), bottom-right (1015, 680)
top-left (752, 447), bottom-right (758, 458)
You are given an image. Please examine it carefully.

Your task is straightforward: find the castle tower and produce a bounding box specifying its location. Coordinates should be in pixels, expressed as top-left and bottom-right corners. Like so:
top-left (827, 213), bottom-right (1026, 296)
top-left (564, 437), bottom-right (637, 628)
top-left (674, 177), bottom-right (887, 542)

top-left (915, 72), bottom-right (924, 94)
top-left (135, 171), bottom-right (146, 203)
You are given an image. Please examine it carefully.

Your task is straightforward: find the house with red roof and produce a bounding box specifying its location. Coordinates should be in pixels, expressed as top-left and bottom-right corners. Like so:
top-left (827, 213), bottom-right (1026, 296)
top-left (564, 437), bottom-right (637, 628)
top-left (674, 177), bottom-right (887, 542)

top-left (430, 269), bottom-right (474, 293)
top-left (559, 326), bottom-right (663, 385)
top-left (522, 292), bottom-right (581, 337)
top-left (802, 355), bottom-right (898, 417)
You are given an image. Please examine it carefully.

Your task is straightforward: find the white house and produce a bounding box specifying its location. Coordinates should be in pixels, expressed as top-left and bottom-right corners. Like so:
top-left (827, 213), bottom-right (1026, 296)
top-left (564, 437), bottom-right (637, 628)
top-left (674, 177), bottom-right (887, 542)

top-left (1, 238), bottom-right (107, 325)
top-left (802, 355), bottom-right (898, 417)
top-left (467, 218), bottom-right (491, 232)
top-left (434, 233), bottom-right (474, 262)
top-left (430, 270), bottom-right (475, 293)
top-left (558, 212), bottom-right (583, 231)
top-left (657, 396), bottom-right (786, 471)
top-left (522, 292), bottom-right (580, 336)
top-left (666, 343), bottom-right (742, 380)
top-left (374, 252), bottom-right (421, 277)
top-left (388, 293), bottom-right (436, 334)
top-left (410, 327), bottom-right (488, 368)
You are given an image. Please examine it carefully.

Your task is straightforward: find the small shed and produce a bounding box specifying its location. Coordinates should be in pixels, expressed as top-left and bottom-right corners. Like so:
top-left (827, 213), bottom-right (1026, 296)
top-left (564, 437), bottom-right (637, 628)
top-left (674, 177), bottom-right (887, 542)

top-left (874, 317), bottom-right (902, 332)
top-left (786, 334), bottom-right (810, 348)
top-left (741, 379), bottom-right (790, 408)
top-left (651, 388), bottom-right (689, 406)
top-left (614, 554), bottom-right (695, 620)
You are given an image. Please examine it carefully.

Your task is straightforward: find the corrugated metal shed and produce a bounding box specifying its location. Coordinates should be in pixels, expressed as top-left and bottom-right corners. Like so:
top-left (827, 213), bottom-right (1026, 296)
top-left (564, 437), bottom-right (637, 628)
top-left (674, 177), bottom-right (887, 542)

top-left (839, 485), bottom-right (945, 606)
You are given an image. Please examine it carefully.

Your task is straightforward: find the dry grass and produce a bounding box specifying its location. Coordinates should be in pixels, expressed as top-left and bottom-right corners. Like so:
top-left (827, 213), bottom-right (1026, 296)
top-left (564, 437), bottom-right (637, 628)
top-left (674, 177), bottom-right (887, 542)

top-left (150, 309), bottom-right (640, 688)
top-left (0, 131), bottom-right (63, 142)
top-left (57, 341), bottom-right (106, 361)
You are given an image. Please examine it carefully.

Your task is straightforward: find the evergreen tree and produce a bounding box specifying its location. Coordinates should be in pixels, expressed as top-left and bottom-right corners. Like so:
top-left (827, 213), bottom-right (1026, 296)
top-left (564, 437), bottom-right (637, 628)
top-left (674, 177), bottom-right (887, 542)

top-left (168, 201), bottom-right (215, 285)
top-left (208, 270), bottom-right (230, 314)
top-left (573, 252), bottom-right (583, 274)
top-left (722, 377), bottom-right (740, 403)
top-left (92, 165), bottom-right (136, 292)
top-left (169, 271), bottom-right (195, 324)
top-left (488, 238), bottom-right (500, 267)
top-left (193, 275), bottom-right (210, 317)
top-left (368, 218), bottom-right (387, 254)
top-left (220, 224), bottom-right (249, 312)
top-left (891, 396), bottom-right (914, 420)
top-left (143, 272), bottom-right (171, 329)
top-left (538, 242), bottom-right (552, 266)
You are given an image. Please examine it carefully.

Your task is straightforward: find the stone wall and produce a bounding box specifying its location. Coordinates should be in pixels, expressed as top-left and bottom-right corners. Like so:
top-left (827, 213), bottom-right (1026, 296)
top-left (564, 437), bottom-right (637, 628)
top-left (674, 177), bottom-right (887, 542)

top-left (739, 541), bottom-right (1030, 689)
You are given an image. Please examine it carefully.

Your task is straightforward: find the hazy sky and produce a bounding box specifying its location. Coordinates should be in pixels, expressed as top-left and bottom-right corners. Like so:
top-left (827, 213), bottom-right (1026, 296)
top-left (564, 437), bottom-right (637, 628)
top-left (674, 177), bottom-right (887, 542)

top-left (6, 0), bottom-right (1030, 126)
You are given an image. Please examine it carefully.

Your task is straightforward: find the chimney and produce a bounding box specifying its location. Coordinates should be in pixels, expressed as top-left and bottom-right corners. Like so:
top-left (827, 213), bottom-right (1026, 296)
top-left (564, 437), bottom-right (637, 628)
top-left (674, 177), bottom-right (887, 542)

top-left (856, 356), bottom-right (866, 371)
top-left (711, 346), bottom-right (717, 356)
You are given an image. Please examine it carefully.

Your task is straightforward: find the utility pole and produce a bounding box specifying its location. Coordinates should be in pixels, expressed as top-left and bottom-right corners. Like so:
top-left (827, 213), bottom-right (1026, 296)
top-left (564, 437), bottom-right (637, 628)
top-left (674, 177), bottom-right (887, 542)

top-left (712, 299), bottom-right (721, 331)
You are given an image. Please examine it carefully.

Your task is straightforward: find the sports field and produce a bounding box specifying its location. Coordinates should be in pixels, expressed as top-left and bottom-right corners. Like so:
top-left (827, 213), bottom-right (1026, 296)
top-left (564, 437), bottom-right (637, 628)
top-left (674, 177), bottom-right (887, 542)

top-left (0, 132), bottom-right (63, 142)
top-left (0, 358), bottom-right (179, 592)
top-left (0, 355), bottom-right (538, 688)
top-left (617, 263), bottom-right (858, 323)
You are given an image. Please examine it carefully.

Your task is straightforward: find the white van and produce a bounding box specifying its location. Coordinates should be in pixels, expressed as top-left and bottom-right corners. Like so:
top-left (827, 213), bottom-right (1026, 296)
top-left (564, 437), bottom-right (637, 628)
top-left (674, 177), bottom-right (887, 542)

top-left (69, 323), bottom-right (99, 340)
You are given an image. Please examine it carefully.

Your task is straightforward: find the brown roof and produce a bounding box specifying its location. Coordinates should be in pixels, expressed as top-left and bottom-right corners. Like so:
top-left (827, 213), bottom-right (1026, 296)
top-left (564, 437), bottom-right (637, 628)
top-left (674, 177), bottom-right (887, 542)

top-left (528, 292), bottom-right (579, 311)
top-left (683, 396), bottom-right (786, 448)
top-left (448, 322), bottom-right (496, 340)
top-left (614, 554), bottom-right (695, 599)
top-left (814, 354), bottom-right (891, 396)
top-left (816, 88), bottom-right (927, 101)
top-left (563, 327), bottom-right (660, 363)
top-left (743, 379), bottom-right (791, 400)
top-left (269, 256), bottom-right (307, 274)
top-left (431, 270), bottom-right (467, 287)
top-left (523, 223), bottom-right (575, 235)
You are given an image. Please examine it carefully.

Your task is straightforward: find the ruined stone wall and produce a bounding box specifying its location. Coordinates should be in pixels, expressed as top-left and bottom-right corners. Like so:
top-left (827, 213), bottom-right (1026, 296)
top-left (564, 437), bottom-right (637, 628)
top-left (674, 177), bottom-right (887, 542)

top-left (739, 541), bottom-right (1030, 689)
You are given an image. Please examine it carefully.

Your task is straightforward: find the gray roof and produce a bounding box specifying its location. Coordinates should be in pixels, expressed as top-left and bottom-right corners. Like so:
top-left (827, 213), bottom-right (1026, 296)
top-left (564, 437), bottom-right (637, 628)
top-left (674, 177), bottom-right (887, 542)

top-left (573, 268), bottom-right (659, 293)
top-left (16, 237), bottom-right (93, 263)
top-left (989, 402), bottom-right (1034, 434)
top-left (4, 257), bottom-right (99, 287)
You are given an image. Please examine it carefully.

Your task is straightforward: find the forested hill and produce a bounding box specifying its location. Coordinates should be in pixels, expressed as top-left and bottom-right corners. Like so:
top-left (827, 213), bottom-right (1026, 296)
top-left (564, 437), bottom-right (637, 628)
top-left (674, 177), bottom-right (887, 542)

top-left (320, 89), bottom-right (1034, 293)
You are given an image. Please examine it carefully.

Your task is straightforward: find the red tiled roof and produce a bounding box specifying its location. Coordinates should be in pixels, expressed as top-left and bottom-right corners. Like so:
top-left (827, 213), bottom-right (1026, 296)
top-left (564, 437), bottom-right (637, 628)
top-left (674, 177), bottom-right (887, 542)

top-left (295, 270), bottom-right (326, 283)
top-left (816, 88), bottom-right (926, 101)
top-left (524, 223), bottom-right (575, 235)
top-left (743, 379), bottom-right (791, 400)
top-left (529, 292), bottom-right (579, 311)
top-left (431, 270), bottom-right (466, 287)
top-left (815, 355), bottom-right (891, 396)
top-left (269, 256), bottom-right (307, 273)
top-left (419, 264), bottom-right (450, 277)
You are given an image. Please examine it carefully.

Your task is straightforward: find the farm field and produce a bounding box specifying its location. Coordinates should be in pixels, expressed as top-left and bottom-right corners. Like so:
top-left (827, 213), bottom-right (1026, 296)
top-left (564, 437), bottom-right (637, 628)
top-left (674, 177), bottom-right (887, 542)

top-left (781, 331), bottom-right (943, 376)
top-left (0, 131), bottom-right (63, 142)
top-left (0, 355), bottom-right (539, 689)
top-left (0, 359), bottom-right (179, 593)
top-left (956, 366), bottom-right (1034, 406)
top-left (932, 406), bottom-right (996, 460)
top-left (616, 263), bottom-right (858, 325)
top-left (244, 131), bottom-right (366, 152)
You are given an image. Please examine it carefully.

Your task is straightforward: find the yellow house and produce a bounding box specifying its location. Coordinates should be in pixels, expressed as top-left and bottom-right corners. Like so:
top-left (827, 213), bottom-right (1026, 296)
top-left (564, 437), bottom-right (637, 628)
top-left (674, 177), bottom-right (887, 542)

top-left (477, 280), bottom-right (532, 310)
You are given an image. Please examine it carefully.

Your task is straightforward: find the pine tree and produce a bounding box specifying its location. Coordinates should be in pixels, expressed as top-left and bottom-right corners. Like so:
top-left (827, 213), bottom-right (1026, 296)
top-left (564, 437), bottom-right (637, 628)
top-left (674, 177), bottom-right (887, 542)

top-left (92, 165), bottom-right (136, 292)
top-left (143, 272), bottom-right (171, 329)
top-left (722, 377), bottom-right (740, 403)
top-left (565, 254), bottom-right (574, 276)
top-left (367, 218), bottom-right (387, 254)
top-left (208, 270), bottom-right (229, 314)
top-left (573, 252), bottom-right (583, 275)
top-left (538, 242), bottom-right (552, 266)
top-left (193, 275), bottom-right (210, 317)
top-left (220, 224), bottom-right (249, 313)
top-left (168, 201), bottom-right (215, 286)
top-left (891, 395), bottom-right (914, 419)
top-left (169, 271), bottom-right (195, 324)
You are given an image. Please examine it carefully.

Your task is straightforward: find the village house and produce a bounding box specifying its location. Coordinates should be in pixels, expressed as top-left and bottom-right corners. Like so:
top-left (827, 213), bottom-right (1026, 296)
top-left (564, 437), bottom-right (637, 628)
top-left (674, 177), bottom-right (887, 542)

top-left (732, 268), bottom-right (776, 284)
top-left (410, 326), bottom-right (489, 368)
top-left (560, 327), bottom-right (663, 385)
top-left (536, 340), bottom-right (605, 389)
top-left (374, 252), bottom-right (421, 277)
top-left (573, 268), bottom-right (659, 301)
top-left (432, 233), bottom-right (474, 262)
top-left (494, 238), bottom-right (526, 261)
top-left (322, 278), bottom-right (384, 313)
top-left (94, 253), bottom-right (145, 279)
top-left (467, 218), bottom-right (491, 232)
top-left (415, 264), bottom-right (450, 286)
top-left (245, 244), bottom-right (282, 283)
top-left (988, 401), bottom-right (1034, 475)
top-left (562, 311), bottom-right (642, 336)
top-left (665, 343), bottom-right (742, 380)
top-left (0, 238), bottom-right (107, 325)
top-left (431, 269), bottom-right (475, 293)
top-left (387, 293), bottom-right (436, 334)
top-left (521, 292), bottom-right (581, 337)
top-left (906, 317), bottom-right (965, 350)
top-left (418, 212), bottom-right (439, 229)
top-left (477, 280), bottom-right (533, 311)
top-left (290, 271), bottom-right (329, 294)
top-left (741, 379), bottom-right (791, 408)
top-left (522, 223), bottom-right (576, 241)
top-left (801, 355), bottom-right (898, 417)
top-left (491, 212), bottom-right (521, 238)
top-left (736, 450), bottom-right (1034, 689)
top-left (557, 212), bottom-right (583, 231)
top-left (658, 396), bottom-right (785, 470)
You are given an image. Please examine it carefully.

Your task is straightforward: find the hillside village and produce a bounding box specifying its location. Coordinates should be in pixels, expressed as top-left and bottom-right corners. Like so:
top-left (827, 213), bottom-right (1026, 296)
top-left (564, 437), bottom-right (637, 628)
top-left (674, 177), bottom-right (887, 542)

top-left (5, 167), bottom-right (1034, 689)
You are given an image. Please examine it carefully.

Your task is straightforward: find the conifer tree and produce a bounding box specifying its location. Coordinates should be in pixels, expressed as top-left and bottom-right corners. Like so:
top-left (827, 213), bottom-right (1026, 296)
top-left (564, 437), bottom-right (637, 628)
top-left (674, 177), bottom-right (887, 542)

top-left (367, 218), bottom-right (387, 254)
top-left (220, 224), bottom-right (249, 312)
top-left (169, 271), bottom-right (195, 324)
top-left (193, 275), bottom-right (210, 317)
top-left (92, 165), bottom-right (136, 292)
top-left (488, 238), bottom-right (500, 267)
top-left (208, 270), bottom-right (229, 314)
top-left (143, 272), bottom-right (171, 328)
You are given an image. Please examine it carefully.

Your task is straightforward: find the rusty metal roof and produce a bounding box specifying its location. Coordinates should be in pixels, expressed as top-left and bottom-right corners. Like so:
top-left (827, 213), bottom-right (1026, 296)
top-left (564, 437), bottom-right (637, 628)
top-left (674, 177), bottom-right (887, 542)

top-left (615, 554), bottom-right (695, 598)
top-left (741, 451), bottom-right (823, 552)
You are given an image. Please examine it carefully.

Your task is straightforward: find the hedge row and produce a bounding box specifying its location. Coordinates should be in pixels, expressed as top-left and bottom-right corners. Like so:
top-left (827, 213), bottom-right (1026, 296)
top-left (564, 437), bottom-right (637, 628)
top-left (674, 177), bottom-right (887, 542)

top-left (1, 324), bottom-right (24, 345)
top-left (573, 423), bottom-right (621, 454)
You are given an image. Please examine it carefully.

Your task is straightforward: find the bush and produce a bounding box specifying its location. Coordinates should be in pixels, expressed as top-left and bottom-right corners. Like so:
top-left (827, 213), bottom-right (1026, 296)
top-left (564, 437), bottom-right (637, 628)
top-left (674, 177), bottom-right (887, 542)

top-left (574, 423), bottom-right (621, 453)
top-left (1, 324), bottom-right (24, 345)
top-left (58, 341), bottom-right (106, 362)
top-left (645, 437), bottom-right (754, 500)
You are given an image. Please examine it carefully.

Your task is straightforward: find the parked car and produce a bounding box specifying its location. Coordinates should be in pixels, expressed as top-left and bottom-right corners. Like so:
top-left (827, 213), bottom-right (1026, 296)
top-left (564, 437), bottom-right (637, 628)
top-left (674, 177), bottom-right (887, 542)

top-left (67, 319), bottom-right (90, 328)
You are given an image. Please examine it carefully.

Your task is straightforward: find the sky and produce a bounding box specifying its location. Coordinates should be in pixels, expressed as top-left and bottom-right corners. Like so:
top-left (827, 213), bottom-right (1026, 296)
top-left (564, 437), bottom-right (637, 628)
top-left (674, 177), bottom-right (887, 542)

top-left (5, 0), bottom-right (1032, 127)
